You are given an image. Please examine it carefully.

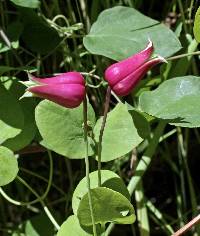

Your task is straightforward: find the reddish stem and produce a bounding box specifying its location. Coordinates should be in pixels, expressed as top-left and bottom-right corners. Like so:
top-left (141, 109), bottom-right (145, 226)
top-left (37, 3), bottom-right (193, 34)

top-left (172, 214), bottom-right (200, 236)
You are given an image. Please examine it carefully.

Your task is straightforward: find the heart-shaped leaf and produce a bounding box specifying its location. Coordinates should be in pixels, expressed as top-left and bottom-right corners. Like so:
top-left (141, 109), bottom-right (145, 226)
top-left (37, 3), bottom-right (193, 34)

top-left (57, 215), bottom-right (91, 236)
top-left (139, 76), bottom-right (200, 127)
top-left (0, 83), bottom-right (24, 144)
top-left (12, 213), bottom-right (54, 236)
top-left (77, 187), bottom-right (135, 226)
top-left (3, 99), bottom-right (36, 151)
top-left (94, 103), bottom-right (142, 162)
top-left (84, 6), bottom-right (181, 61)
top-left (72, 170), bottom-right (130, 215)
top-left (35, 100), bottom-right (96, 159)
top-left (0, 146), bottom-right (18, 186)
top-left (1, 77), bottom-right (36, 151)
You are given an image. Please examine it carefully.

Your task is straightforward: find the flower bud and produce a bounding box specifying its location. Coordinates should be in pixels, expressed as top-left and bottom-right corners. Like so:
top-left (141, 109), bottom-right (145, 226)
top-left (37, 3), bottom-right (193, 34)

top-left (28, 72), bottom-right (85, 108)
top-left (105, 40), bottom-right (166, 96)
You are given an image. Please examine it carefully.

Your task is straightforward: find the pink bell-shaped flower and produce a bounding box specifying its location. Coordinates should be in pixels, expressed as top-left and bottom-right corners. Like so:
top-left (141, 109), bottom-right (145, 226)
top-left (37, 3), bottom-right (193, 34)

top-left (105, 40), bottom-right (166, 96)
top-left (27, 72), bottom-right (85, 108)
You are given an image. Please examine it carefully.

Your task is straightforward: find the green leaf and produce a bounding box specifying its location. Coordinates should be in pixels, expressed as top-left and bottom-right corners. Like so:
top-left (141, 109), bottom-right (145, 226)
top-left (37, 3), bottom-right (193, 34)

top-left (57, 215), bottom-right (91, 236)
top-left (10, 0), bottom-right (40, 8)
top-left (77, 187), bottom-right (136, 226)
top-left (94, 103), bottom-right (142, 162)
top-left (12, 213), bottom-right (54, 236)
top-left (139, 76), bottom-right (200, 127)
top-left (0, 83), bottom-right (24, 144)
top-left (35, 100), bottom-right (95, 159)
top-left (3, 99), bottom-right (36, 151)
top-left (25, 214), bottom-right (54, 236)
top-left (83, 6), bottom-right (181, 61)
top-left (72, 170), bottom-right (130, 215)
top-left (20, 9), bottom-right (61, 54)
top-left (127, 105), bottom-right (151, 139)
top-left (193, 6), bottom-right (200, 42)
top-left (1, 77), bottom-right (36, 151)
top-left (0, 146), bottom-right (18, 186)
top-left (175, 22), bottom-right (183, 38)
top-left (102, 177), bottom-right (130, 200)
top-left (0, 76), bottom-right (25, 99)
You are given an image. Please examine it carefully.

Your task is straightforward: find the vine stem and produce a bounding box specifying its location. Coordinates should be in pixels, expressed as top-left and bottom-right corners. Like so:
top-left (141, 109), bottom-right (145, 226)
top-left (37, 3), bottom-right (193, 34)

top-left (83, 97), bottom-right (97, 236)
top-left (0, 151), bottom-right (59, 230)
top-left (97, 86), bottom-right (111, 187)
top-left (0, 150), bottom-right (53, 206)
top-left (172, 214), bottom-right (200, 236)
top-left (167, 50), bottom-right (200, 61)
top-left (16, 176), bottom-right (60, 230)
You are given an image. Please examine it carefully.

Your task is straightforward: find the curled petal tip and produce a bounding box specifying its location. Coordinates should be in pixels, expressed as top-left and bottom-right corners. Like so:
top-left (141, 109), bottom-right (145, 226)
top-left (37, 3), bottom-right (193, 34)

top-left (157, 55), bottom-right (168, 63)
top-left (27, 72), bottom-right (35, 81)
top-left (147, 37), bottom-right (151, 42)
top-left (146, 38), bottom-right (153, 49)
top-left (142, 39), bottom-right (153, 56)
top-left (27, 72), bottom-right (45, 85)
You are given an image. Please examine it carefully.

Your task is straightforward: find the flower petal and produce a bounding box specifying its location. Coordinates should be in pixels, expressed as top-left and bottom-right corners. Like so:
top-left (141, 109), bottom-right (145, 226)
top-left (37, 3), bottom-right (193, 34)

top-left (112, 56), bottom-right (165, 96)
top-left (105, 40), bottom-right (153, 87)
top-left (29, 72), bottom-right (85, 86)
top-left (28, 84), bottom-right (85, 108)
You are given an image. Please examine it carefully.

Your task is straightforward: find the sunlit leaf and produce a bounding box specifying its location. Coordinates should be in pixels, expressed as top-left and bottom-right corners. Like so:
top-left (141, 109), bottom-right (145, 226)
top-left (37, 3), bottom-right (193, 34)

top-left (35, 100), bottom-right (95, 158)
top-left (94, 103), bottom-right (142, 162)
top-left (84, 6), bottom-right (181, 61)
top-left (72, 170), bottom-right (130, 215)
top-left (139, 76), bottom-right (200, 127)
top-left (0, 146), bottom-right (18, 186)
top-left (77, 187), bottom-right (135, 226)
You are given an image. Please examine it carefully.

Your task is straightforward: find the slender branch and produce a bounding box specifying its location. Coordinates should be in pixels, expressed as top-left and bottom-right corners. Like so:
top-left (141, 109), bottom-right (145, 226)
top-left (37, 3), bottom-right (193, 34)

top-left (97, 86), bottom-right (111, 187)
top-left (167, 50), bottom-right (200, 61)
top-left (20, 167), bottom-right (66, 196)
top-left (172, 214), bottom-right (200, 236)
top-left (16, 176), bottom-right (60, 230)
top-left (81, 72), bottom-right (101, 80)
top-left (111, 90), bottom-right (122, 103)
top-left (0, 176), bottom-right (60, 230)
top-left (0, 150), bottom-right (53, 206)
top-left (0, 187), bottom-right (25, 206)
top-left (83, 97), bottom-right (97, 236)
top-left (87, 81), bottom-right (104, 88)
top-left (146, 199), bottom-right (174, 234)
top-left (0, 151), bottom-right (58, 229)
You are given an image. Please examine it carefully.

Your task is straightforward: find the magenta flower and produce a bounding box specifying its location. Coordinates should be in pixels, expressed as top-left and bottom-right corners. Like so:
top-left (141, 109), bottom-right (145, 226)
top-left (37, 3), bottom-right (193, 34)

top-left (28, 72), bottom-right (85, 108)
top-left (105, 40), bottom-right (166, 96)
